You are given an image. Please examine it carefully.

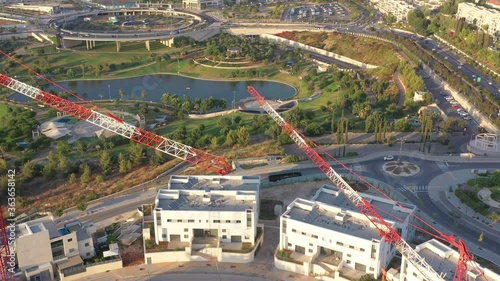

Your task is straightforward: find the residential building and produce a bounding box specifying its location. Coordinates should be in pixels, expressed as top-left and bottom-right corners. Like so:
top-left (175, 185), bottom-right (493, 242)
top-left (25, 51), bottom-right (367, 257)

top-left (182, 0), bottom-right (222, 10)
top-left (16, 215), bottom-right (95, 281)
top-left (276, 185), bottom-right (416, 278)
top-left (369, 0), bottom-right (417, 22)
top-left (457, 2), bottom-right (500, 36)
top-left (391, 239), bottom-right (500, 281)
top-left (413, 91), bottom-right (426, 102)
top-left (145, 175), bottom-right (262, 264)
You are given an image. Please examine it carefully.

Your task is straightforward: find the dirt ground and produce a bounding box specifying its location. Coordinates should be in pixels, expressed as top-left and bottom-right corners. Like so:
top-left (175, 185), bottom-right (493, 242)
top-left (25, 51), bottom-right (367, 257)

top-left (121, 239), bottom-right (145, 267)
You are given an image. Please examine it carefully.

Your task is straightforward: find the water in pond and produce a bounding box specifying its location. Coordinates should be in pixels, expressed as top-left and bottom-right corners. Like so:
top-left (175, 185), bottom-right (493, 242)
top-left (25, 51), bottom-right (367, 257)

top-left (9, 74), bottom-right (296, 103)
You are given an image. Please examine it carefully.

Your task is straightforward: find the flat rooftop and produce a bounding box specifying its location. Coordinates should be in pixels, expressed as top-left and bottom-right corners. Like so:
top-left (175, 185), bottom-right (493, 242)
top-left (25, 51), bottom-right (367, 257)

top-left (312, 185), bottom-right (415, 222)
top-left (155, 175), bottom-right (260, 212)
top-left (285, 198), bottom-right (384, 240)
top-left (415, 239), bottom-right (458, 281)
top-left (17, 216), bottom-right (60, 239)
top-left (167, 175), bottom-right (261, 192)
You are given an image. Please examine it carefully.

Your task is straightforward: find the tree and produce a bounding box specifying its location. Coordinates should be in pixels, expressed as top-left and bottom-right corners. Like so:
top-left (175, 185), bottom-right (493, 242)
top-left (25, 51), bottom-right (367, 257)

top-left (69, 173), bottom-right (76, 183)
top-left (57, 153), bottom-right (69, 174)
top-left (119, 89), bottom-right (125, 100)
top-left (57, 141), bottom-right (71, 155)
top-left (0, 159), bottom-right (7, 174)
top-left (394, 118), bottom-right (412, 132)
top-left (80, 164), bottom-right (91, 183)
top-left (119, 153), bottom-right (129, 174)
top-left (128, 144), bottom-right (145, 166)
top-left (21, 161), bottom-right (36, 179)
top-left (161, 92), bottom-right (170, 107)
top-left (225, 130), bottom-right (238, 146)
top-left (237, 126), bottom-right (250, 146)
top-left (99, 150), bottom-right (112, 174)
top-left (77, 201), bottom-right (88, 211)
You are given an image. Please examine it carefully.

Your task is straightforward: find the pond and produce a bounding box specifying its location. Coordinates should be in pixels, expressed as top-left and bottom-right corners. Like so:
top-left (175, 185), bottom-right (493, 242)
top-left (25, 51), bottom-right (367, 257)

top-left (9, 74), bottom-right (297, 104)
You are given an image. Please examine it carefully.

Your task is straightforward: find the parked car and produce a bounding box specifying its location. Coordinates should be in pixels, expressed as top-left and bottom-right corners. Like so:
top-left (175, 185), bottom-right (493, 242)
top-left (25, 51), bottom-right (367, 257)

top-left (463, 116), bottom-right (472, 120)
top-left (383, 155), bottom-right (395, 161)
top-left (452, 105), bottom-right (462, 109)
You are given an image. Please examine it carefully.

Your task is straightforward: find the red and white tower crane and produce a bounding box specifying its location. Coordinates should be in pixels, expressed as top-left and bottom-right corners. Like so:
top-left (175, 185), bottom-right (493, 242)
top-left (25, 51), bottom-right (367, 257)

top-left (0, 74), bottom-right (232, 176)
top-left (247, 85), bottom-right (480, 281)
top-left (0, 54), bottom-right (232, 279)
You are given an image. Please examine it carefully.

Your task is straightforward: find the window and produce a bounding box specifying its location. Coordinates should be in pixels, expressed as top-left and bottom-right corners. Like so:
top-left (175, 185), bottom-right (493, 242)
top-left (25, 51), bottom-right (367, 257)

top-left (346, 260), bottom-right (351, 264)
top-left (162, 234), bottom-right (166, 238)
top-left (288, 243), bottom-right (292, 247)
top-left (236, 220), bottom-right (241, 223)
top-left (369, 267), bottom-right (374, 271)
top-left (86, 252), bottom-right (90, 256)
top-left (360, 248), bottom-right (365, 252)
top-left (222, 235), bottom-right (227, 239)
top-left (347, 254), bottom-right (351, 257)
top-left (309, 243), bottom-right (313, 246)
top-left (413, 273), bottom-right (418, 277)
top-left (308, 249), bottom-right (313, 253)
top-left (226, 220), bottom-right (231, 223)
top-left (222, 229), bottom-right (226, 233)
top-left (214, 220), bottom-right (221, 223)
top-left (69, 248), bottom-right (75, 253)
top-left (244, 235), bottom-right (249, 240)
top-left (292, 229), bottom-right (296, 233)
top-left (167, 219), bottom-right (172, 222)
top-left (349, 245), bottom-right (354, 249)
top-left (84, 243), bottom-right (89, 247)
top-left (312, 235), bottom-right (318, 239)
top-left (188, 219), bottom-right (194, 223)
top-left (177, 219), bottom-right (182, 222)
top-left (184, 228), bottom-right (188, 232)
top-left (336, 242), bottom-right (343, 246)
top-left (67, 238), bottom-right (73, 242)
top-left (184, 235), bottom-right (188, 238)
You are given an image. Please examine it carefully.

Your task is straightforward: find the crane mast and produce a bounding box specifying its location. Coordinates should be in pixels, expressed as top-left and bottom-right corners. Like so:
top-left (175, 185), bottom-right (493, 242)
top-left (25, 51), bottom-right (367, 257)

top-left (0, 74), bottom-right (232, 175)
top-left (246, 85), bottom-right (460, 281)
top-left (0, 205), bottom-right (14, 281)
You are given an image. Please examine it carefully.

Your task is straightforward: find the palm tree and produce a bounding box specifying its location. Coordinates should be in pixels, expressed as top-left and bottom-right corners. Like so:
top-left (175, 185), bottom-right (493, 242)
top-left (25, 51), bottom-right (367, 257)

top-left (161, 93), bottom-right (170, 107)
top-left (119, 89), bottom-right (125, 100)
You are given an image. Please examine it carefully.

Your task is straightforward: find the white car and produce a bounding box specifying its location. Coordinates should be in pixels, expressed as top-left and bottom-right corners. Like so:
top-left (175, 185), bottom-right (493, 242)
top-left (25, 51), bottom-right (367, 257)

top-left (459, 112), bottom-right (468, 116)
top-left (384, 155), bottom-right (395, 161)
top-left (444, 96), bottom-right (453, 100)
top-left (488, 81), bottom-right (493, 85)
top-left (463, 116), bottom-right (472, 120)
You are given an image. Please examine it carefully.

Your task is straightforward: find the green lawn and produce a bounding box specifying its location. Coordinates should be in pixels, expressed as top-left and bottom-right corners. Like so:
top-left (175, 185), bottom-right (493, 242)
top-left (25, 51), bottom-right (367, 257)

top-left (0, 104), bottom-right (8, 118)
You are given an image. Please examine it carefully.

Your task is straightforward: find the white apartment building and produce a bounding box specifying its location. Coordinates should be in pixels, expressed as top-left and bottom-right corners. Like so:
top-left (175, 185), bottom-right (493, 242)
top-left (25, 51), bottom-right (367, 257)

top-left (183, 0), bottom-right (222, 10)
top-left (390, 239), bottom-right (500, 281)
top-left (16, 215), bottom-right (95, 281)
top-left (457, 2), bottom-right (500, 36)
top-left (147, 175), bottom-right (261, 263)
top-left (277, 185), bottom-right (416, 278)
top-left (4, 3), bottom-right (61, 14)
top-left (369, 0), bottom-right (417, 22)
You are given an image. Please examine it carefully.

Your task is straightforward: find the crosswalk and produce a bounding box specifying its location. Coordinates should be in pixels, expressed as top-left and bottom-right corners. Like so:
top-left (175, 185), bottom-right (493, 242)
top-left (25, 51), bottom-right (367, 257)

top-left (437, 161), bottom-right (450, 173)
top-left (398, 185), bottom-right (428, 193)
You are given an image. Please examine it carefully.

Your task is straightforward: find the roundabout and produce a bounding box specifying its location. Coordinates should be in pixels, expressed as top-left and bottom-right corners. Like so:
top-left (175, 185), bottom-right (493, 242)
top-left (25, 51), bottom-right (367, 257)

top-left (382, 160), bottom-right (421, 177)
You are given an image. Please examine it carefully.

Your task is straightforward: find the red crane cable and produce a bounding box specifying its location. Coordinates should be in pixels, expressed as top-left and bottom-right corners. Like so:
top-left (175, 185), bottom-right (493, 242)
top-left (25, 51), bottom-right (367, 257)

top-left (0, 50), bottom-right (99, 110)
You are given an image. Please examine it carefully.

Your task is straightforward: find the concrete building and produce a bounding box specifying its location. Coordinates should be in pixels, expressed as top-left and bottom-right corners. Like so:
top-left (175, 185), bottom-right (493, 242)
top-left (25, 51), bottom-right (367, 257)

top-left (457, 2), bottom-right (500, 36)
top-left (145, 175), bottom-right (263, 264)
top-left (16, 215), bottom-right (95, 281)
top-left (276, 185), bottom-right (417, 278)
top-left (4, 3), bottom-right (61, 14)
top-left (486, 0), bottom-right (500, 10)
top-left (369, 0), bottom-right (417, 22)
top-left (389, 239), bottom-right (500, 281)
top-left (183, 0), bottom-right (222, 10)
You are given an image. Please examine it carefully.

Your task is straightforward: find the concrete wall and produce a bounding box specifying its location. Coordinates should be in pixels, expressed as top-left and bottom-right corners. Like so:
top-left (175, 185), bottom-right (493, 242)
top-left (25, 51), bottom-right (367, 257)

top-left (144, 248), bottom-right (192, 263)
top-left (60, 259), bottom-right (123, 281)
top-left (274, 252), bottom-right (310, 275)
top-left (31, 32), bottom-right (44, 42)
top-left (260, 34), bottom-right (378, 69)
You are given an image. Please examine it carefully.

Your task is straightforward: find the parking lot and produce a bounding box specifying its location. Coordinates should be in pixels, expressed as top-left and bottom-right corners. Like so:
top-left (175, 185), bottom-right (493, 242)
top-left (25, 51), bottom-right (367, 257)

top-left (281, 2), bottom-right (350, 23)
